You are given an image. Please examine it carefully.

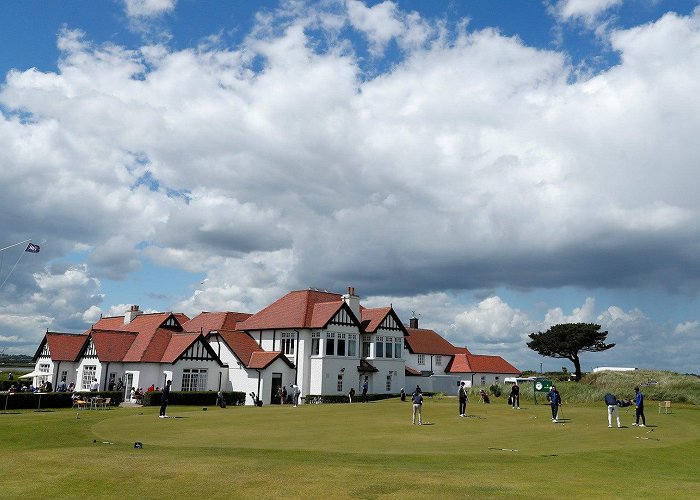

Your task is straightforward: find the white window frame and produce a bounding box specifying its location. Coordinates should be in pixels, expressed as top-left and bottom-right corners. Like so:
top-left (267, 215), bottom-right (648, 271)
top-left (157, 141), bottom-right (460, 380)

top-left (325, 332), bottom-right (335, 356)
top-left (337, 374), bottom-right (343, 392)
top-left (182, 368), bottom-right (208, 391)
top-left (82, 365), bottom-right (96, 390)
top-left (311, 331), bottom-right (320, 356)
top-left (435, 355), bottom-right (442, 366)
top-left (418, 354), bottom-right (425, 365)
top-left (394, 339), bottom-right (402, 359)
top-left (375, 336), bottom-right (384, 358)
top-left (281, 332), bottom-right (295, 356)
top-left (337, 333), bottom-right (346, 356)
top-left (348, 334), bottom-right (357, 357)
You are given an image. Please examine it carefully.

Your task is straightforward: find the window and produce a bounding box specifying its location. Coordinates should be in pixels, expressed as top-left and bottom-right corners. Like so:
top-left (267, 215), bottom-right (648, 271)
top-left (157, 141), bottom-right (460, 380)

top-left (325, 332), bottom-right (335, 356)
top-left (495, 376), bottom-right (500, 383)
top-left (337, 374), bottom-right (343, 392)
top-left (362, 335), bottom-right (371, 358)
top-left (311, 332), bottom-right (320, 356)
top-left (281, 332), bottom-right (295, 356)
top-left (418, 354), bottom-right (425, 365)
top-left (386, 375), bottom-right (392, 392)
top-left (182, 368), bottom-right (208, 391)
top-left (436, 355), bottom-right (442, 366)
top-left (394, 340), bottom-right (402, 359)
top-left (385, 338), bottom-right (392, 358)
top-left (375, 336), bottom-right (384, 357)
top-left (348, 334), bottom-right (357, 357)
top-left (82, 365), bottom-right (96, 390)
top-left (39, 363), bottom-right (51, 385)
top-left (337, 333), bottom-right (346, 356)
top-left (480, 375), bottom-right (486, 386)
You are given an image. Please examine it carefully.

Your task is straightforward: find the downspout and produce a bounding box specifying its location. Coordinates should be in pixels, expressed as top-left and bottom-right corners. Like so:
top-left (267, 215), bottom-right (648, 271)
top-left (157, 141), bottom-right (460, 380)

top-left (255, 369), bottom-right (261, 403)
top-left (103, 362), bottom-right (110, 391)
top-left (54, 360), bottom-right (61, 388)
top-left (430, 355), bottom-right (434, 373)
top-left (272, 330), bottom-right (276, 351)
top-left (218, 371), bottom-right (222, 391)
top-left (293, 329), bottom-right (300, 384)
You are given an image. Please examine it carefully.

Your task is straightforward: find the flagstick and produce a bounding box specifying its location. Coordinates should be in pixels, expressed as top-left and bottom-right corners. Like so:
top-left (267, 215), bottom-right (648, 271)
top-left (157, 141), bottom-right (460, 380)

top-left (0, 239), bottom-right (31, 253)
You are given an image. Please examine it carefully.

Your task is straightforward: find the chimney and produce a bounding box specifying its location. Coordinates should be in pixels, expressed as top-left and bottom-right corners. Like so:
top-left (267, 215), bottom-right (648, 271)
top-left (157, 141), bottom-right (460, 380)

top-left (124, 305), bottom-right (143, 325)
top-left (409, 312), bottom-right (418, 329)
top-left (341, 286), bottom-right (361, 320)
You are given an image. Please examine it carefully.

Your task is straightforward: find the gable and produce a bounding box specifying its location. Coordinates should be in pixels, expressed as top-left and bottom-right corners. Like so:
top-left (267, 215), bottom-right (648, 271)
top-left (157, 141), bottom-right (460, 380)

top-left (179, 337), bottom-right (218, 362)
top-left (82, 337), bottom-right (98, 359)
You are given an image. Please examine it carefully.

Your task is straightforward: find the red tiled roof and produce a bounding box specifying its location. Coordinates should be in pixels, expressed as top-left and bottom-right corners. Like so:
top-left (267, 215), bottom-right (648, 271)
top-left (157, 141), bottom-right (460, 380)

top-left (91, 330), bottom-right (137, 362)
top-left (160, 333), bottom-right (210, 364)
top-left (93, 312), bottom-right (188, 334)
top-left (239, 289), bottom-right (342, 330)
top-left (361, 307), bottom-right (392, 333)
top-left (404, 327), bottom-right (458, 355)
top-left (405, 365), bottom-right (422, 376)
top-left (446, 353), bottom-right (520, 375)
top-left (184, 312), bottom-right (252, 333)
top-left (357, 359), bottom-right (378, 373)
top-left (39, 332), bottom-right (88, 361)
top-left (309, 301), bottom-right (345, 328)
top-left (216, 330), bottom-right (293, 369)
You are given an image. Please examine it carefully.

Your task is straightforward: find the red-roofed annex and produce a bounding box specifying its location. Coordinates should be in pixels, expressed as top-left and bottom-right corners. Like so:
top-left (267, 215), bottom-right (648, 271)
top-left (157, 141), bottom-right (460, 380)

top-left (31, 288), bottom-right (519, 405)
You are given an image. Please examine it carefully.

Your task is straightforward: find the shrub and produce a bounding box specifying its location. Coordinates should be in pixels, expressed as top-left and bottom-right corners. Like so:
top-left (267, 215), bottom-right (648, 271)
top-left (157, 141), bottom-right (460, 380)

top-left (303, 393), bottom-right (410, 404)
top-left (143, 391), bottom-right (246, 407)
top-left (0, 391), bottom-right (122, 410)
top-left (489, 384), bottom-right (502, 397)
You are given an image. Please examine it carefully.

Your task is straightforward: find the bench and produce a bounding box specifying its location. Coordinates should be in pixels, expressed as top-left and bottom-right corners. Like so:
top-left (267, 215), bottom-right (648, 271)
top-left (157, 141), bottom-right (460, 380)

top-left (658, 400), bottom-right (672, 414)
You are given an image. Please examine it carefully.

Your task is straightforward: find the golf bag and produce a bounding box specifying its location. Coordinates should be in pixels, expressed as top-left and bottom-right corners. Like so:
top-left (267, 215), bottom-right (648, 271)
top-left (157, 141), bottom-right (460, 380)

top-left (249, 392), bottom-right (263, 407)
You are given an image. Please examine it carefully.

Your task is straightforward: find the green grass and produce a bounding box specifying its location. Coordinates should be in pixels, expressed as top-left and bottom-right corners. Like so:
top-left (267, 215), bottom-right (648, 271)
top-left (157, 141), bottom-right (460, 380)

top-left (1, 396), bottom-right (699, 499)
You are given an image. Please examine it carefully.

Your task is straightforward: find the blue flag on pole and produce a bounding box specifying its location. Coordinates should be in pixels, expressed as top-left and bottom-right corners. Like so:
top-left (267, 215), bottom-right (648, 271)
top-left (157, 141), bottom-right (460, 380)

top-left (25, 243), bottom-right (40, 253)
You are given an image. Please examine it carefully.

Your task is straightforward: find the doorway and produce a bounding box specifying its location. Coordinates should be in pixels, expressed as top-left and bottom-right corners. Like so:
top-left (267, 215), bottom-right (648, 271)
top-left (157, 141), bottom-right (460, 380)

top-left (271, 373), bottom-right (283, 404)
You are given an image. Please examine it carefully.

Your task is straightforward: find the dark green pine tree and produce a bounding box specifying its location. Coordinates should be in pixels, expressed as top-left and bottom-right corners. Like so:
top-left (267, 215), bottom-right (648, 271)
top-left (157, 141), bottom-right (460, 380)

top-left (527, 323), bottom-right (615, 381)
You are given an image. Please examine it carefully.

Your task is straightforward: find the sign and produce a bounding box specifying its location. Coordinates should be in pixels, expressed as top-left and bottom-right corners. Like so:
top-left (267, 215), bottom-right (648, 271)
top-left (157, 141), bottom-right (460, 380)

top-left (534, 378), bottom-right (552, 392)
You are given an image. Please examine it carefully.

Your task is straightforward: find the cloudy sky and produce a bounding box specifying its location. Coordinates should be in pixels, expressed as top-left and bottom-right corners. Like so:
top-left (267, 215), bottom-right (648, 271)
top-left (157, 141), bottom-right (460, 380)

top-left (1, 0), bottom-right (699, 374)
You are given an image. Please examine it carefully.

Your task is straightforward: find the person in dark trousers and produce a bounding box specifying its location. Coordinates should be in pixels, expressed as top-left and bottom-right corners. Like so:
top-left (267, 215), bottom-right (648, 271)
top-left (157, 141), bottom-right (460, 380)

top-left (159, 380), bottom-right (171, 418)
top-left (349, 387), bottom-right (355, 403)
top-left (605, 393), bottom-right (621, 428)
top-left (510, 382), bottom-right (520, 409)
top-left (633, 386), bottom-right (646, 427)
top-left (458, 381), bottom-right (468, 417)
top-left (362, 377), bottom-right (368, 402)
top-left (400, 388), bottom-right (406, 402)
top-left (547, 385), bottom-right (561, 422)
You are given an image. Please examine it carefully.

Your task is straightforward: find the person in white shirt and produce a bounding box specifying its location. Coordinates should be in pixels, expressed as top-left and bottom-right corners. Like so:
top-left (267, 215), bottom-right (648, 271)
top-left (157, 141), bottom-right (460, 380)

top-left (89, 379), bottom-right (99, 392)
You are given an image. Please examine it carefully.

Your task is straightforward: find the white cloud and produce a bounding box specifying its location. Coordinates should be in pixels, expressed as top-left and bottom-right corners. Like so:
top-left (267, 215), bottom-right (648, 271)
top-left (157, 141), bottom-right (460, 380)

top-left (2, 3), bottom-right (700, 371)
top-left (124, 0), bottom-right (176, 19)
top-left (551, 0), bottom-right (623, 25)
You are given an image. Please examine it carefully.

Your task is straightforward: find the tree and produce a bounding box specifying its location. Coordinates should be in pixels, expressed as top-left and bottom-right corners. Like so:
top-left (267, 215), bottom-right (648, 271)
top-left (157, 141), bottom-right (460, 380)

top-left (526, 323), bottom-right (615, 381)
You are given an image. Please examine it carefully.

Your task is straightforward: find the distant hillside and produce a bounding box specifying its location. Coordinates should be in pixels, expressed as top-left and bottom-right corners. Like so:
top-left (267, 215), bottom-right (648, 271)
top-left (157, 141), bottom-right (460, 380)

top-left (513, 370), bottom-right (700, 406)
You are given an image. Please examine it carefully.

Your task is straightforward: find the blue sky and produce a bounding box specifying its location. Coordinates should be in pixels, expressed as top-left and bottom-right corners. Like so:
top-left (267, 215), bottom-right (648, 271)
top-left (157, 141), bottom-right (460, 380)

top-left (1, 0), bottom-right (699, 375)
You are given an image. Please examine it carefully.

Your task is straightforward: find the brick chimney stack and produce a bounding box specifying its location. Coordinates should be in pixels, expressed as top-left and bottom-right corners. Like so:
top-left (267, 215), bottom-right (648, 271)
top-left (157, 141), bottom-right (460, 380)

top-left (124, 305), bottom-right (143, 325)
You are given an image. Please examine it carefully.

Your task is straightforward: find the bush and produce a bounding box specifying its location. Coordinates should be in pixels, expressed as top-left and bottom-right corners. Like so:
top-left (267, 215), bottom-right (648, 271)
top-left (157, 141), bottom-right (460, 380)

top-left (0, 390), bottom-right (122, 410)
top-left (143, 390), bottom-right (246, 407)
top-left (303, 393), bottom-right (411, 404)
top-left (489, 384), bottom-right (502, 397)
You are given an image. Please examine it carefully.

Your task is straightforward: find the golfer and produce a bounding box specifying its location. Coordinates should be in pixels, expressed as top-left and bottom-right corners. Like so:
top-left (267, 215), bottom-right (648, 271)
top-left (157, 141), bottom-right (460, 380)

top-left (604, 393), bottom-right (621, 428)
top-left (547, 385), bottom-right (561, 423)
top-left (412, 390), bottom-right (423, 425)
top-left (159, 380), bottom-right (171, 418)
top-left (633, 386), bottom-right (646, 427)
top-left (458, 381), bottom-right (467, 417)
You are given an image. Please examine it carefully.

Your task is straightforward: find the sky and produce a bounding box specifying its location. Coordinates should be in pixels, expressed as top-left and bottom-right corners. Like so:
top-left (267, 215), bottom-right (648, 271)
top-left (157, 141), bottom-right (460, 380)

top-left (1, 0), bottom-right (699, 375)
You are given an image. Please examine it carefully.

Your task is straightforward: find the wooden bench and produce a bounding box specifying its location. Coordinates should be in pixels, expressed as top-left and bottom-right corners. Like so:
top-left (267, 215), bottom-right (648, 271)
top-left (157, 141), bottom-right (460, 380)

top-left (658, 400), bottom-right (672, 414)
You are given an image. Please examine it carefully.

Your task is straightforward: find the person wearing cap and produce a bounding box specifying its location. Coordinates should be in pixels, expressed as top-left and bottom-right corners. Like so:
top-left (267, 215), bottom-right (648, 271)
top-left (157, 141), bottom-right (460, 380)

top-left (458, 381), bottom-right (468, 417)
top-left (546, 385), bottom-right (561, 422)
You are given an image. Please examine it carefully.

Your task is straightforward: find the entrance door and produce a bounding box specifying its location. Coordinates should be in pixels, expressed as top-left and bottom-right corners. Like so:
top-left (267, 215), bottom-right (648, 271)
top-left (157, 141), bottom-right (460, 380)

top-left (124, 373), bottom-right (134, 401)
top-left (271, 373), bottom-right (283, 404)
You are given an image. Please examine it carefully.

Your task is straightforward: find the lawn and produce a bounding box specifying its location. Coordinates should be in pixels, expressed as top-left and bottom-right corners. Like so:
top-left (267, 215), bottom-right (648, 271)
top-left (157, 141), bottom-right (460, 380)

top-left (1, 397), bottom-right (698, 499)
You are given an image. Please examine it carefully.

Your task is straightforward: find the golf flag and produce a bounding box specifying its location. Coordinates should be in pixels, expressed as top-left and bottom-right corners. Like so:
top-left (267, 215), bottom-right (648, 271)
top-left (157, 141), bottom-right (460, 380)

top-left (25, 243), bottom-right (40, 253)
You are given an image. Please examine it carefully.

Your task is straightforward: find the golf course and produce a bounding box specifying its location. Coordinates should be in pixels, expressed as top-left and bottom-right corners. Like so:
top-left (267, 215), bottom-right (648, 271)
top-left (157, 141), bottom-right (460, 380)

top-left (1, 392), bottom-right (698, 499)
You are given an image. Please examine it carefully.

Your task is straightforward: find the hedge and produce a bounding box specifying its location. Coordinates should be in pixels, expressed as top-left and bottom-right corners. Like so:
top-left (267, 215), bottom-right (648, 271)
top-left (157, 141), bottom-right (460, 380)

top-left (0, 391), bottom-right (123, 410)
top-left (303, 393), bottom-right (416, 404)
top-left (142, 390), bottom-right (246, 407)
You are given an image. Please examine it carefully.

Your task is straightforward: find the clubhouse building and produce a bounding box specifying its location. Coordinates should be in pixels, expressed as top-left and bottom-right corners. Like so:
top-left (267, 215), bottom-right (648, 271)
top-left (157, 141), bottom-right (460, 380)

top-left (32, 287), bottom-right (520, 404)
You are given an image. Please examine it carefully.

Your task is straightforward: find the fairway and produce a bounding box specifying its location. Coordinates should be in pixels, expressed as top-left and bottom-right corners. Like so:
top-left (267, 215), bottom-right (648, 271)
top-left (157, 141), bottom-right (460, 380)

top-left (2, 398), bottom-right (699, 499)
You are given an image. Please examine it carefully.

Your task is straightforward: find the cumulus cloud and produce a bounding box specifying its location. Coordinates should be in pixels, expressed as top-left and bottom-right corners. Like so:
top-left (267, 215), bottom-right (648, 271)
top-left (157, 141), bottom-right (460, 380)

top-left (1, 2), bottom-right (700, 372)
top-left (551, 0), bottom-right (623, 25)
top-left (124, 0), bottom-right (176, 19)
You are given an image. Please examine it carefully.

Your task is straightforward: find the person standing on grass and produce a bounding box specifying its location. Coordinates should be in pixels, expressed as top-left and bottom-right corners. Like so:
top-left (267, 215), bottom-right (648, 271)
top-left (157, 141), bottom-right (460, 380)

top-left (510, 382), bottom-right (520, 409)
top-left (159, 380), bottom-right (171, 418)
top-left (605, 393), bottom-right (621, 428)
top-left (633, 386), bottom-right (646, 427)
top-left (458, 381), bottom-right (468, 417)
top-left (547, 385), bottom-right (561, 422)
top-left (362, 377), bottom-right (369, 402)
top-left (412, 389), bottom-right (423, 425)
